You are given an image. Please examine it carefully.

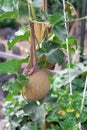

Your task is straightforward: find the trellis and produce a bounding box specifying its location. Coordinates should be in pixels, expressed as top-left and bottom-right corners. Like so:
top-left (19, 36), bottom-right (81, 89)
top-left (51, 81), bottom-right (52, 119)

top-left (63, 0), bottom-right (87, 129)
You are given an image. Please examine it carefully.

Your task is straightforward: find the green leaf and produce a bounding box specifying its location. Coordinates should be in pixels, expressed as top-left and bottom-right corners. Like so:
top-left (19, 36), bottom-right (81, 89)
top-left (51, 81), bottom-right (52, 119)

top-left (59, 119), bottom-right (75, 130)
top-left (2, 82), bottom-right (13, 92)
top-left (0, 0), bottom-right (18, 12)
top-left (49, 13), bottom-right (66, 40)
top-left (62, 36), bottom-right (77, 53)
top-left (23, 102), bottom-right (37, 115)
top-left (37, 40), bottom-right (64, 65)
top-left (47, 116), bottom-right (59, 122)
top-left (0, 58), bottom-right (28, 74)
top-left (53, 63), bottom-right (87, 89)
top-left (18, 0), bottom-right (28, 4)
top-left (7, 31), bottom-right (30, 50)
top-left (66, 62), bottom-right (74, 68)
top-left (2, 74), bottom-right (29, 99)
top-left (12, 80), bottom-right (22, 94)
top-left (49, 13), bottom-right (63, 26)
top-left (46, 48), bottom-right (64, 64)
top-left (68, 36), bottom-right (77, 46)
top-left (17, 74), bottom-right (29, 86)
top-left (2, 80), bottom-right (21, 95)
top-left (53, 25), bottom-right (66, 40)
top-left (31, 105), bottom-right (47, 124)
top-left (0, 11), bottom-right (18, 21)
top-left (23, 103), bottom-right (47, 124)
top-left (5, 93), bottom-right (13, 101)
top-left (21, 123), bottom-right (38, 130)
top-left (49, 124), bottom-right (60, 130)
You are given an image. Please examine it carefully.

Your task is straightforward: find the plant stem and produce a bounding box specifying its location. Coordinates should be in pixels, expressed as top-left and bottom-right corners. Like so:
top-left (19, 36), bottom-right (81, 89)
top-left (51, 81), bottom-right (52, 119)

top-left (26, 1), bottom-right (37, 67)
top-left (67, 16), bottom-right (87, 23)
top-left (41, 0), bottom-right (47, 11)
top-left (30, 21), bottom-right (37, 66)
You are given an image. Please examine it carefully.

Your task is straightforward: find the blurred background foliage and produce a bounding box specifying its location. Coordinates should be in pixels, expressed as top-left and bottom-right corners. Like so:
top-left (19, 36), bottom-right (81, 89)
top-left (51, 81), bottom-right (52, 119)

top-left (0, 0), bottom-right (82, 28)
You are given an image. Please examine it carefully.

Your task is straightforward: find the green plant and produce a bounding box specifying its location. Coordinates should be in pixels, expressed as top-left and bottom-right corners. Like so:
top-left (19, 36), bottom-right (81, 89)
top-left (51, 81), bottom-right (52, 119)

top-left (0, 0), bottom-right (87, 130)
top-left (2, 73), bottom-right (87, 130)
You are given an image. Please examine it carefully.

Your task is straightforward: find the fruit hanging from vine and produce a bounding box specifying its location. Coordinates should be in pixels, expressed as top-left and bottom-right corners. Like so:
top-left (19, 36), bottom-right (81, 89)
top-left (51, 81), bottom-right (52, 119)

top-left (23, 21), bottom-right (50, 100)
